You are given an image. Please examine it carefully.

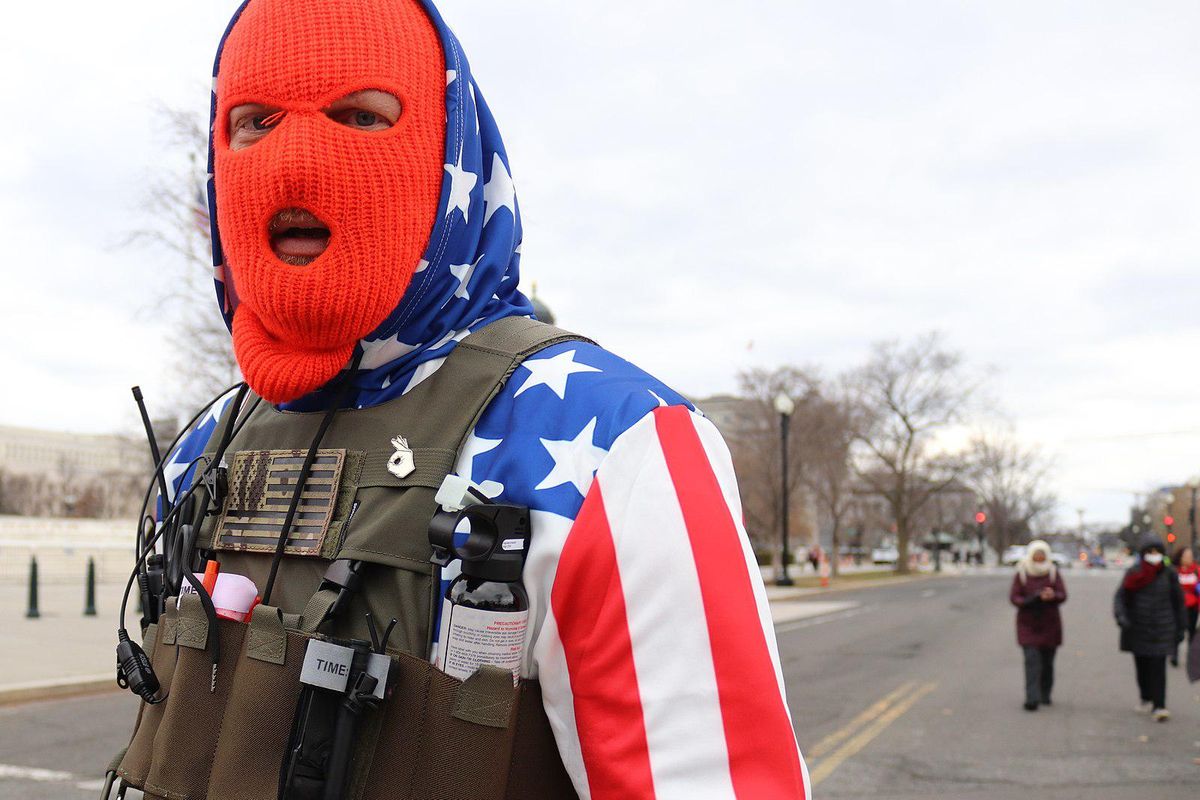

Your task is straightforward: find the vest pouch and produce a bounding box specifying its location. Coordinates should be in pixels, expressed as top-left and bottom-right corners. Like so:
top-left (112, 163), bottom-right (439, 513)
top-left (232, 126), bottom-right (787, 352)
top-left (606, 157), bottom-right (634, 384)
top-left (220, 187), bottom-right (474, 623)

top-left (118, 607), bottom-right (181, 790)
top-left (361, 658), bottom-right (522, 800)
top-left (207, 608), bottom-right (310, 800)
top-left (142, 594), bottom-right (248, 800)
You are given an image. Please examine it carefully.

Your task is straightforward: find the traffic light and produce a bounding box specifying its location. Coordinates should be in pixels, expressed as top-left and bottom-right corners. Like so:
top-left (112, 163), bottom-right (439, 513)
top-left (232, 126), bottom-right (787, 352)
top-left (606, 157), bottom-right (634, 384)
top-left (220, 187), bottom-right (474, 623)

top-left (1164, 515), bottom-right (1175, 543)
top-left (1167, 532), bottom-right (1177, 544)
top-left (1164, 515), bottom-right (1175, 527)
top-left (975, 511), bottom-right (987, 525)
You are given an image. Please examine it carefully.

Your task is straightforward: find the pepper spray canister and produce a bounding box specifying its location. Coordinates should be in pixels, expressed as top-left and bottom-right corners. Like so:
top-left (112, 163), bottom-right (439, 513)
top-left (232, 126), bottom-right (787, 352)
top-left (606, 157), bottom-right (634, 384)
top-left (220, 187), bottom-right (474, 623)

top-left (429, 483), bottom-right (531, 684)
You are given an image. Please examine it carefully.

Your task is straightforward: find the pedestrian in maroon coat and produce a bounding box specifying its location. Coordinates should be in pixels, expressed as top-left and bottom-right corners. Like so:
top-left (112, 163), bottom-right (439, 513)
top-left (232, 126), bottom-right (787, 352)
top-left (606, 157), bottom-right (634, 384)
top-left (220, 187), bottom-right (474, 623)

top-left (1010, 540), bottom-right (1068, 711)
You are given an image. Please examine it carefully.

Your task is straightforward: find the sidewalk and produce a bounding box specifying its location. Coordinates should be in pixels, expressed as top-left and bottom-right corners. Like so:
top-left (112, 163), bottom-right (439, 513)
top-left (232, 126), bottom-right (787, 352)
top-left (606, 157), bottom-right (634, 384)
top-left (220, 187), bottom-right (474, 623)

top-left (760, 564), bottom-right (947, 602)
top-left (0, 581), bottom-right (124, 700)
top-left (0, 569), bottom-right (902, 702)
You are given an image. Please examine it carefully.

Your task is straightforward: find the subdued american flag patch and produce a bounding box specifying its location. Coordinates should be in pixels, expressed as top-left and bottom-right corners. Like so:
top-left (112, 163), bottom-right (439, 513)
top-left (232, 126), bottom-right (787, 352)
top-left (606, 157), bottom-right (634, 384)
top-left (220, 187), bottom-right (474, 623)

top-left (213, 449), bottom-right (345, 556)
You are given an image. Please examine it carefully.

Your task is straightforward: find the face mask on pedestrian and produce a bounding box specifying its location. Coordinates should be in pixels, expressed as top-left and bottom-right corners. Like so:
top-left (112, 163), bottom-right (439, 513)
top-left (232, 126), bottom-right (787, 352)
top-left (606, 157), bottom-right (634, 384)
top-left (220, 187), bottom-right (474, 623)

top-left (1143, 552), bottom-right (1164, 566)
top-left (213, 0), bottom-right (446, 404)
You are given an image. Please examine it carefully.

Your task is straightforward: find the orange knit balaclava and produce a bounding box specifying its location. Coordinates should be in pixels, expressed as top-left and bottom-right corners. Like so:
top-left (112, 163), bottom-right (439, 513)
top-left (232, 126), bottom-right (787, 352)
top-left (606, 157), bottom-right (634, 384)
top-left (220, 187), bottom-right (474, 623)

top-left (214, 0), bottom-right (446, 404)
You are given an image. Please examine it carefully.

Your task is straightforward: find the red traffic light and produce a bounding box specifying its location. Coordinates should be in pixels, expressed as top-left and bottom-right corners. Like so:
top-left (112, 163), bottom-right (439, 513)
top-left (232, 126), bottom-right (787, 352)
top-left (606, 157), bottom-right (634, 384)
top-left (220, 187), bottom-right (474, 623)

top-left (975, 512), bottom-right (987, 524)
top-left (1164, 515), bottom-right (1175, 527)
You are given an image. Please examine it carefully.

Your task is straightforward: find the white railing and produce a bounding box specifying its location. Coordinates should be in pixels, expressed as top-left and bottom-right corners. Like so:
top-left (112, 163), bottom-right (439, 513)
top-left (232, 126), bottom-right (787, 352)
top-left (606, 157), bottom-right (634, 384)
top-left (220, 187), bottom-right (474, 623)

top-left (0, 516), bottom-right (138, 584)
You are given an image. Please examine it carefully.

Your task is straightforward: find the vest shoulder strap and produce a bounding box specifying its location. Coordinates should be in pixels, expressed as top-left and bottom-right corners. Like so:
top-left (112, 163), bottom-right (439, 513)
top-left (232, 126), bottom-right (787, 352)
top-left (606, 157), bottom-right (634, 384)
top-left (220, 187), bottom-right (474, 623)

top-left (456, 316), bottom-right (593, 360)
top-left (408, 316), bottom-right (594, 452)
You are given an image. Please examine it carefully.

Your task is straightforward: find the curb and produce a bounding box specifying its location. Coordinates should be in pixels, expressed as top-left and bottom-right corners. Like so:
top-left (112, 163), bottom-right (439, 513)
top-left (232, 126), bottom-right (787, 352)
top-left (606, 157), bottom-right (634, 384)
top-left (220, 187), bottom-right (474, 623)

top-left (0, 674), bottom-right (118, 706)
top-left (767, 572), bottom-right (945, 603)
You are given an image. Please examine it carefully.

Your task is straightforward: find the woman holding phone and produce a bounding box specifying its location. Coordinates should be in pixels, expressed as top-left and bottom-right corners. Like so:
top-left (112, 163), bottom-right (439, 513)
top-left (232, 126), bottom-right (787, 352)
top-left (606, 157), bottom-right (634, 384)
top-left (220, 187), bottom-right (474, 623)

top-left (1010, 540), bottom-right (1067, 711)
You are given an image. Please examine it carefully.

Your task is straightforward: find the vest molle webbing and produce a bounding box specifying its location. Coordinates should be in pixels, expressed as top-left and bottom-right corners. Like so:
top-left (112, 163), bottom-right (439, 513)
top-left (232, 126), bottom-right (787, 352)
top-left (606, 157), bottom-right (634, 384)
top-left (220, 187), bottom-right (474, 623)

top-left (115, 317), bottom-right (585, 800)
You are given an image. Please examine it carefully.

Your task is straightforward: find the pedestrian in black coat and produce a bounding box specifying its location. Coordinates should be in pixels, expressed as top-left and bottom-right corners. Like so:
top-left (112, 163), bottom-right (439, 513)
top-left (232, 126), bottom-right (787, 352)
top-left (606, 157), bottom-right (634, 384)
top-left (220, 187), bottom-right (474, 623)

top-left (1113, 537), bottom-right (1186, 721)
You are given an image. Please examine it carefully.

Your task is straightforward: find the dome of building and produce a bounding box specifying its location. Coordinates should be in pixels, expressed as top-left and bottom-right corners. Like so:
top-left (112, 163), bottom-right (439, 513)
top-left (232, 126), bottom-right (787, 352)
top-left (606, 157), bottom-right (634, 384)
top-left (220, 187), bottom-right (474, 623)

top-left (529, 282), bottom-right (556, 325)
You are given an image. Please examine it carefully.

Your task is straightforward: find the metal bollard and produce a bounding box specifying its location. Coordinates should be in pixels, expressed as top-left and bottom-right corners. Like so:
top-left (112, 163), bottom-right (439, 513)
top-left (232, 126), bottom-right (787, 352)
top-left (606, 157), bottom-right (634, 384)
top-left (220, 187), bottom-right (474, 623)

top-left (26, 557), bottom-right (40, 619)
top-left (84, 557), bottom-right (97, 616)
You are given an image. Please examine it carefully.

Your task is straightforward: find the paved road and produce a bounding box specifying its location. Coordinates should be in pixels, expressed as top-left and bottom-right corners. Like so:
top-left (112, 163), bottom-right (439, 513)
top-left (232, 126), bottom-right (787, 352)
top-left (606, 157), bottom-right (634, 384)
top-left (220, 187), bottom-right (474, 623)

top-left (783, 570), bottom-right (1198, 798)
top-left (1, 570), bottom-right (1195, 798)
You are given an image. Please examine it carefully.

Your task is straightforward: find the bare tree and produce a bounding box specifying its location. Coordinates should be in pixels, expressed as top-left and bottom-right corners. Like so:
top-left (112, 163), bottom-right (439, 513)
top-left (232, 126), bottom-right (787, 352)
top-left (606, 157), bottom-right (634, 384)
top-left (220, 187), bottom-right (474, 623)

top-left (126, 105), bottom-right (240, 410)
top-left (800, 388), bottom-right (860, 576)
top-left (847, 333), bottom-right (975, 573)
top-left (728, 367), bottom-right (821, 565)
top-left (965, 429), bottom-right (1057, 557)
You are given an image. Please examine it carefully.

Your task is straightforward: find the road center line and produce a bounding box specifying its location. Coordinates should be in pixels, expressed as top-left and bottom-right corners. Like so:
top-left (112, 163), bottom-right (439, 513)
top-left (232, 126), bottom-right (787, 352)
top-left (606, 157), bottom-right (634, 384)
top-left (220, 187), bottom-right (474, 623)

top-left (806, 680), bottom-right (917, 759)
top-left (809, 681), bottom-right (938, 786)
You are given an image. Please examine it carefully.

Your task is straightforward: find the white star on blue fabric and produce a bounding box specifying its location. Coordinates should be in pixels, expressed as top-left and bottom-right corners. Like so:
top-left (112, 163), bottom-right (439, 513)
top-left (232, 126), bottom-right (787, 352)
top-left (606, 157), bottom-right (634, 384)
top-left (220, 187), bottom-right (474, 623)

top-left (449, 255), bottom-right (484, 301)
top-left (360, 334), bottom-right (419, 370)
top-left (196, 389), bottom-right (237, 431)
top-left (483, 153), bottom-right (515, 227)
top-left (458, 430), bottom-right (505, 498)
top-left (512, 349), bottom-right (601, 400)
top-left (161, 456), bottom-right (191, 503)
top-left (535, 418), bottom-right (608, 496)
top-left (444, 151), bottom-right (477, 222)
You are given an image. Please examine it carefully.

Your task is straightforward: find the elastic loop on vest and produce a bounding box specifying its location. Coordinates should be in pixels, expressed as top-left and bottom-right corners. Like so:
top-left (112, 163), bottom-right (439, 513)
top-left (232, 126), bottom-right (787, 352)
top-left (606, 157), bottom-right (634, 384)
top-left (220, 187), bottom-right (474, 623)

top-left (246, 605), bottom-right (287, 665)
top-left (175, 593), bottom-right (210, 651)
top-left (142, 622), bottom-right (160, 658)
top-left (161, 604), bottom-right (179, 646)
top-left (452, 665), bottom-right (518, 729)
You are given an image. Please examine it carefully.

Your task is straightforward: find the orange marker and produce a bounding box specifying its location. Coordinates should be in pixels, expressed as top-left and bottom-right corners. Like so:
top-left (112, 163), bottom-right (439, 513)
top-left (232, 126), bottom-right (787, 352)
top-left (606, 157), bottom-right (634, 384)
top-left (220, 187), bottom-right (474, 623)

top-left (202, 560), bottom-right (221, 596)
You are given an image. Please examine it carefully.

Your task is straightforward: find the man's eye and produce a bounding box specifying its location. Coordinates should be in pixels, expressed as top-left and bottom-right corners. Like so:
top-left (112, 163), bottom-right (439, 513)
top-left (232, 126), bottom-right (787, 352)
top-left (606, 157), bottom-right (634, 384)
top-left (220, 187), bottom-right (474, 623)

top-left (353, 111), bottom-right (378, 127)
top-left (251, 115), bottom-right (272, 131)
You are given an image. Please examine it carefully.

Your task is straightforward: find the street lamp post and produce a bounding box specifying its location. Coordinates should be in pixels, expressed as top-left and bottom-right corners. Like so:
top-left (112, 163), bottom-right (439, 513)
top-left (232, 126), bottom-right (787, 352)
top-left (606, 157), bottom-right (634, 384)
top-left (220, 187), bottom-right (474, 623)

top-left (975, 510), bottom-right (987, 567)
top-left (774, 392), bottom-right (796, 587)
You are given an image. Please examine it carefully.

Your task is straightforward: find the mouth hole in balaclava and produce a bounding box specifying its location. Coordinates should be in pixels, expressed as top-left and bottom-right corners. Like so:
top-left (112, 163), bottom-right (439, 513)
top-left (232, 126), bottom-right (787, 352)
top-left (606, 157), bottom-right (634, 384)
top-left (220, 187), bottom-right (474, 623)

top-left (268, 208), bottom-right (331, 266)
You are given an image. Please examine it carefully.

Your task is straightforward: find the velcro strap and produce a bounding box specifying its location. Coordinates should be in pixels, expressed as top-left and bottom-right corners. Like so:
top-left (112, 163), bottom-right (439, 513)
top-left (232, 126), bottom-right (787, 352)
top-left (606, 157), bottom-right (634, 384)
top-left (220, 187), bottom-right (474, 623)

top-left (300, 588), bottom-right (341, 634)
top-left (357, 447), bottom-right (457, 489)
top-left (452, 666), bottom-right (517, 729)
top-left (174, 593), bottom-right (210, 651)
top-left (247, 605), bottom-right (287, 665)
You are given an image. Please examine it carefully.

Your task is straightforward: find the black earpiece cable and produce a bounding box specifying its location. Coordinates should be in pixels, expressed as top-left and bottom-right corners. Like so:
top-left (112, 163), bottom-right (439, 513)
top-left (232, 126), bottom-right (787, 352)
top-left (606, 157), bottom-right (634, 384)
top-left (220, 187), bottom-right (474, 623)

top-left (261, 352), bottom-right (363, 606)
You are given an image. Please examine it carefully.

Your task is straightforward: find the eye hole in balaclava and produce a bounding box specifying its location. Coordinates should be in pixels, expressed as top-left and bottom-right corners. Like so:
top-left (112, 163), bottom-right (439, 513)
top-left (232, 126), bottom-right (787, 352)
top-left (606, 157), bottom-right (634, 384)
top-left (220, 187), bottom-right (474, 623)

top-left (228, 89), bottom-right (404, 152)
top-left (213, 0), bottom-right (446, 405)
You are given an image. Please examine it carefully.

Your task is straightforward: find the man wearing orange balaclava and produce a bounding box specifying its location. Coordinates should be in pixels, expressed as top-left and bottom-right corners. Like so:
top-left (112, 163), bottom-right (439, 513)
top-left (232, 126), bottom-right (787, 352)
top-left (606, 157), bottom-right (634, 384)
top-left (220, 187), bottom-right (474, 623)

top-left (126, 1), bottom-right (810, 798)
top-left (214, 0), bottom-right (445, 403)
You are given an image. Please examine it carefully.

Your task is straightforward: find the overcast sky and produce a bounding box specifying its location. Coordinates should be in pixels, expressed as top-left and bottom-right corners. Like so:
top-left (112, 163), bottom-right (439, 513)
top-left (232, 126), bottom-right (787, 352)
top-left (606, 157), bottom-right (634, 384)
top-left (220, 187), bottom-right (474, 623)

top-left (2, 1), bottom-right (1198, 524)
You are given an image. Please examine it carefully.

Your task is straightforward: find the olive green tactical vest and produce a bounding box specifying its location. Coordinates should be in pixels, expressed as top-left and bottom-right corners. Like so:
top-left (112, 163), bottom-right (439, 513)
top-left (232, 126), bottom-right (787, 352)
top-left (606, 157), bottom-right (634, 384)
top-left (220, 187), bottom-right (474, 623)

top-left (115, 317), bottom-right (585, 800)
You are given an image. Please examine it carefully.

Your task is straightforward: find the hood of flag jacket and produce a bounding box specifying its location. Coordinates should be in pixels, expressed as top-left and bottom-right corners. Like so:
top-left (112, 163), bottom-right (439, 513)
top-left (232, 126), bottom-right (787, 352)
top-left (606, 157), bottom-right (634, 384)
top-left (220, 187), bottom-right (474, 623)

top-left (162, 1), bottom-right (809, 795)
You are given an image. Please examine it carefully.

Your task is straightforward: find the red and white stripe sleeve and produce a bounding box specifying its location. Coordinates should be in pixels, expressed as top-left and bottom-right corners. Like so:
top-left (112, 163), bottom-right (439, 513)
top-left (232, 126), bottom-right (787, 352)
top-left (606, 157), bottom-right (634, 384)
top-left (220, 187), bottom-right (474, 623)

top-left (530, 405), bottom-right (809, 799)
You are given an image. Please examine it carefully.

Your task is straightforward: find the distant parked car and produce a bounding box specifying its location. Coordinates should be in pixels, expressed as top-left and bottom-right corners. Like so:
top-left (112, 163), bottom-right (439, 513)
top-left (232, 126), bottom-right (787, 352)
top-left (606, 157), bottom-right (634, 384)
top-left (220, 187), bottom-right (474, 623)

top-left (872, 546), bottom-right (899, 565)
top-left (1050, 551), bottom-right (1070, 568)
top-left (1087, 554), bottom-right (1108, 569)
top-left (1002, 545), bottom-right (1027, 567)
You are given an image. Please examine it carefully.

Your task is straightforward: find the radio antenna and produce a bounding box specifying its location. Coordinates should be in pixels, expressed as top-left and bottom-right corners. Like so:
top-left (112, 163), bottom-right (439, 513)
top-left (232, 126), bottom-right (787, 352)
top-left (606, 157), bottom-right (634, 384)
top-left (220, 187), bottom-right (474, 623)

top-left (132, 387), bottom-right (171, 519)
